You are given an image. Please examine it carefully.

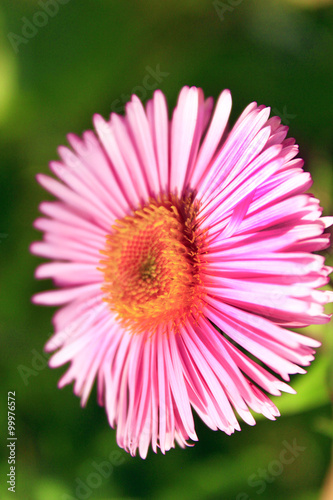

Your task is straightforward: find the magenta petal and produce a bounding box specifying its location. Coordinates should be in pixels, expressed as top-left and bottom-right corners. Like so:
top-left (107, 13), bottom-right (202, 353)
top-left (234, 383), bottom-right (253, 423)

top-left (31, 86), bottom-right (332, 457)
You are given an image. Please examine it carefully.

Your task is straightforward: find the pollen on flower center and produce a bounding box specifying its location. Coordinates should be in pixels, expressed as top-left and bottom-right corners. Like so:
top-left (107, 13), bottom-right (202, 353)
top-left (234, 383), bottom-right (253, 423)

top-left (100, 195), bottom-right (206, 334)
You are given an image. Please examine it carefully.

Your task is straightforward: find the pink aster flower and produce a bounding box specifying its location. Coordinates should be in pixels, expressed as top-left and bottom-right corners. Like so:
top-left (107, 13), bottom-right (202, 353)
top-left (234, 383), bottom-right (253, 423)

top-left (31, 86), bottom-right (333, 458)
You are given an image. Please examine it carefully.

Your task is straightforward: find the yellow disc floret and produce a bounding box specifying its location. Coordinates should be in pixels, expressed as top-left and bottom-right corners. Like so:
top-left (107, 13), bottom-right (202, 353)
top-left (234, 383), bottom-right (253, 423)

top-left (100, 195), bottom-right (206, 335)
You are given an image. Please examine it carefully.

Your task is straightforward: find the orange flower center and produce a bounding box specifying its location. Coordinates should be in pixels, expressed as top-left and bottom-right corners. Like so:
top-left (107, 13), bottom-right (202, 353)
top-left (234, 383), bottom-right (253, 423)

top-left (100, 195), bottom-right (206, 335)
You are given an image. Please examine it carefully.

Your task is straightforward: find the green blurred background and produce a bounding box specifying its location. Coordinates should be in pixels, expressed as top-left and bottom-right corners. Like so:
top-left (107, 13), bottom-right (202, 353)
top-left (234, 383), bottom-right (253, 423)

top-left (1, 0), bottom-right (333, 499)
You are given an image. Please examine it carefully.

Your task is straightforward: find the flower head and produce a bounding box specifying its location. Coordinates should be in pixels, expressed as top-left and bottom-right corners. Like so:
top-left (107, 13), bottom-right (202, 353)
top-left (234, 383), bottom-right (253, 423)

top-left (32, 87), bottom-right (333, 458)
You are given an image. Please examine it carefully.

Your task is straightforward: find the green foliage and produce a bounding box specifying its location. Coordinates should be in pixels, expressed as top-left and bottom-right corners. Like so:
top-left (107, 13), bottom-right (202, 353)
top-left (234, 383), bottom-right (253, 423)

top-left (0, 1), bottom-right (332, 499)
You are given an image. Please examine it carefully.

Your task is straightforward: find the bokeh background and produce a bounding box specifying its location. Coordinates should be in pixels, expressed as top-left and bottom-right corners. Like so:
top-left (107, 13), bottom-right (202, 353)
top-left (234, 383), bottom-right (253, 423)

top-left (1, 0), bottom-right (333, 499)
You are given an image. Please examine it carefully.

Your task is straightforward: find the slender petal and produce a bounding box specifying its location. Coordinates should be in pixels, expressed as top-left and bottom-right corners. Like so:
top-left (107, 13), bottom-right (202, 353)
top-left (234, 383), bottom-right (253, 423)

top-left (32, 86), bottom-right (332, 457)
